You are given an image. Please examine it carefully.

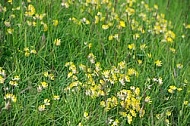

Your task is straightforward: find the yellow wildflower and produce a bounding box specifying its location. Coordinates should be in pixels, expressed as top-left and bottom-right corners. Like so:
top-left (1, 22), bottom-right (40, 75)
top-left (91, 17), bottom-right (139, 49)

top-left (53, 95), bottom-right (60, 100)
top-left (185, 24), bottom-right (190, 29)
top-left (102, 24), bottom-right (109, 30)
top-left (128, 43), bottom-right (135, 50)
top-left (41, 81), bottom-right (48, 88)
top-left (155, 60), bottom-right (162, 67)
top-left (38, 105), bottom-right (45, 111)
top-left (54, 39), bottom-right (61, 46)
top-left (112, 119), bottom-right (119, 126)
top-left (176, 63), bottom-right (183, 69)
top-left (8, 0), bottom-right (12, 4)
top-left (25, 4), bottom-right (35, 16)
top-left (53, 20), bottom-right (59, 26)
top-left (119, 111), bottom-right (127, 117)
top-left (119, 21), bottom-right (126, 28)
top-left (44, 99), bottom-right (50, 106)
top-left (127, 114), bottom-right (132, 124)
top-left (145, 96), bottom-right (152, 104)
top-left (7, 28), bottom-right (14, 34)
top-left (183, 101), bottom-right (188, 105)
top-left (83, 111), bottom-right (89, 119)
top-left (166, 110), bottom-right (171, 116)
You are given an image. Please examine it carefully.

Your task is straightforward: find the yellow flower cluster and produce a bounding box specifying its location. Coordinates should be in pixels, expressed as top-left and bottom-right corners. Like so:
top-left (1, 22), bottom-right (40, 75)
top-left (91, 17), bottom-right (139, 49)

top-left (168, 85), bottom-right (182, 94)
top-left (65, 53), bottom-right (147, 124)
top-left (9, 75), bottom-right (20, 87)
top-left (65, 0), bottom-right (175, 44)
top-left (4, 93), bottom-right (17, 103)
top-left (23, 47), bottom-right (37, 57)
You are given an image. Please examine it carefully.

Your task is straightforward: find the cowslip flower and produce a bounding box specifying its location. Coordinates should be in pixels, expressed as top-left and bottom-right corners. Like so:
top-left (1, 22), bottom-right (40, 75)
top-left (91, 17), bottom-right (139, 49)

top-left (119, 21), bottom-right (126, 28)
top-left (155, 60), bottom-right (162, 67)
top-left (8, 0), bottom-right (12, 4)
top-left (44, 99), bottom-right (50, 106)
top-left (4, 93), bottom-right (17, 102)
top-left (54, 39), bottom-right (61, 46)
top-left (168, 85), bottom-right (177, 93)
top-left (53, 20), bottom-right (59, 26)
top-left (41, 81), bottom-right (48, 88)
top-left (127, 114), bottom-right (132, 124)
top-left (183, 101), bottom-right (188, 105)
top-left (25, 4), bottom-right (35, 16)
top-left (102, 24), bottom-right (109, 30)
top-left (176, 63), bottom-right (183, 69)
top-left (7, 28), bottom-right (14, 34)
top-left (0, 76), bottom-right (5, 84)
top-left (145, 96), bottom-right (152, 104)
top-left (112, 119), bottom-right (119, 126)
top-left (53, 95), bottom-right (60, 100)
top-left (38, 105), bottom-right (45, 111)
top-left (83, 112), bottom-right (89, 119)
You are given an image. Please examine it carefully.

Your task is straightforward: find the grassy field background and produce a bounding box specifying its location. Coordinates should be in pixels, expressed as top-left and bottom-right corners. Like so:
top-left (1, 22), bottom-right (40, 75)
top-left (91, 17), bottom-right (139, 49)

top-left (0, 0), bottom-right (190, 125)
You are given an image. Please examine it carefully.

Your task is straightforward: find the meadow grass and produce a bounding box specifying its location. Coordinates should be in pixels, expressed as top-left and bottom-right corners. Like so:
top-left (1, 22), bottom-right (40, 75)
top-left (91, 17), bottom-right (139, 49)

top-left (0, 0), bottom-right (190, 125)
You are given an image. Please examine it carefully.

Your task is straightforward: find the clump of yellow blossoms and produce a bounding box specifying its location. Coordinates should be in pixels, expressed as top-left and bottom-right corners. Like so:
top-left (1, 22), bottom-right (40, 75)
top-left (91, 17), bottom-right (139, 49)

top-left (65, 53), bottom-right (148, 124)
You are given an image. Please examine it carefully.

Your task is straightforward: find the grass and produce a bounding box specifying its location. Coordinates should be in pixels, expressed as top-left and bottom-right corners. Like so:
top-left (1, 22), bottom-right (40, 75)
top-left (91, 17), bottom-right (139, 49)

top-left (0, 0), bottom-right (190, 125)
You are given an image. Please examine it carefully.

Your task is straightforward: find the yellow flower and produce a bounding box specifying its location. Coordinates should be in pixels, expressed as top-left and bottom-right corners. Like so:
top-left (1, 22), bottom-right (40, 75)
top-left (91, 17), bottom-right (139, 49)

top-left (53, 95), bottom-right (60, 100)
top-left (155, 60), bottom-right (162, 67)
top-left (30, 49), bottom-right (37, 54)
top-left (137, 60), bottom-right (142, 65)
top-left (43, 23), bottom-right (48, 31)
top-left (43, 72), bottom-right (49, 77)
top-left (95, 15), bottom-right (99, 24)
top-left (0, 76), bottom-right (5, 84)
top-left (119, 21), bottom-right (126, 28)
top-left (7, 28), bottom-right (14, 34)
top-left (154, 4), bottom-right (158, 10)
top-left (38, 105), bottom-right (45, 111)
top-left (119, 111), bottom-right (127, 117)
top-left (169, 48), bottom-right (176, 53)
top-left (168, 88), bottom-right (174, 94)
top-left (4, 93), bottom-right (17, 102)
top-left (156, 114), bottom-right (160, 119)
top-left (4, 21), bottom-right (11, 27)
top-left (78, 122), bottom-right (83, 126)
top-left (8, 0), bottom-right (12, 4)
top-left (127, 114), bottom-right (132, 124)
top-left (49, 74), bottom-right (54, 80)
top-left (100, 101), bottom-right (106, 107)
top-left (25, 4), bottom-right (36, 16)
top-left (130, 109), bottom-right (137, 117)
top-left (53, 20), bottom-right (59, 26)
top-left (169, 85), bottom-right (177, 90)
top-left (54, 39), bottom-right (61, 46)
top-left (9, 80), bottom-right (18, 86)
top-left (44, 99), bottom-right (50, 106)
top-left (41, 81), bottom-right (48, 88)
top-left (183, 101), bottom-right (188, 105)
top-left (83, 111), bottom-right (89, 119)
top-left (185, 24), bottom-right (190, 29)
top-left (112, 119), bottom-right (119, 126)
top-left (128, 43), bottom-right (135, 50)
top-left (166, 110), bottom-right (171, 116)
top-left (165, 119), bottom-right (169, 125)
top-left (177, 88), bottom-right (182, 91)
top-left (176, 63), bottom-right (183, 69)
top-left (108, 35), bottom-right (113, 41)
top-left (102, 24), bottom-right (109, 30)
top-left (145, 96), bottom-right (152, 104)
top-left (140, 44), bottom-right (147, 50)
